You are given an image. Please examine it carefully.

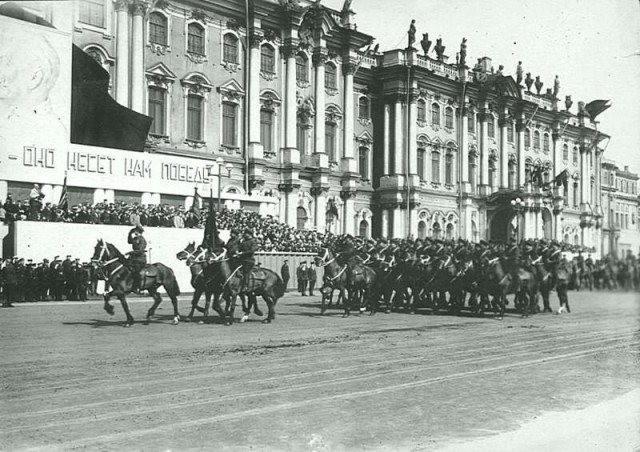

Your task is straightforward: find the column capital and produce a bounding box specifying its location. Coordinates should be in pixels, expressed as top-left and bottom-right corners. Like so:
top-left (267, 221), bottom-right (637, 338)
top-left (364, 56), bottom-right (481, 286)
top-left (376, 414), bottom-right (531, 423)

top-left (343, 62), bottom-right (358, 76)
top-left (281, 39), bottom-right (300, 59)
top-left (114, 0), bottom-right (131, 13)
top-left (498, 115), bottom-right (513, 128)
top-left (312, 48), bottom-right (329, 67)
top-left (515, 119), bottom-right (526, 133)
top-left (552, 130), bottom-right (561, 141)
top-left (477, 110), bottom-right (492, 122)
top-left (340, 189), bottom-right (357, 200)
top-left (131, 0), bottom-right (149, 16)
top-left (249, 30), bottom-right (264, 49)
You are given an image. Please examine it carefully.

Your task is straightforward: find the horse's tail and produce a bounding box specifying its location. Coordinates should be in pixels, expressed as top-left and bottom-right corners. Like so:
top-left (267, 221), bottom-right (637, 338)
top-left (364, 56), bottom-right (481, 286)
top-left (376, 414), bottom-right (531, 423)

top-left (162, 264), bottom-right (181, 297)
top-left (273, 274), bottom-right (285, 300)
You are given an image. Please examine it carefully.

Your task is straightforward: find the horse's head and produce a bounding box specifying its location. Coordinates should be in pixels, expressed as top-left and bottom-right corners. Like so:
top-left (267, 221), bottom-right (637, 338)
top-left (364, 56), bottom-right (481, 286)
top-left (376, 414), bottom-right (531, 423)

top-left (91, 239), bottom-right (110, 262)
top-left (177, 242), bottom-right (196, 261)
top-left (315, 247), bottom-right (331, 266)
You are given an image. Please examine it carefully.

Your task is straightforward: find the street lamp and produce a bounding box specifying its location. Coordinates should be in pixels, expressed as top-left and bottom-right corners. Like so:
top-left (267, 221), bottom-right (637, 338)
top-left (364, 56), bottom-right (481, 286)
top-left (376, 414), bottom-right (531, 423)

top-left (212, 157), bottom-right (234, 212)
top-left (510, 197), bottom-right (524, 243)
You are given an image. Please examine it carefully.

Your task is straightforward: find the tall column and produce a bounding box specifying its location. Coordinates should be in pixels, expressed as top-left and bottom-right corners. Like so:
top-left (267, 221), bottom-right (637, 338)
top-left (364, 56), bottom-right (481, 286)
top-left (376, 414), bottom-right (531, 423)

top-left (283, 41), bottom-right (299, 164)
top-left (460, 104), bottom-right (470, 192)
top-left (341, 62), bottom-right (357, 172)
top-left (408, 89), bottom-right (417, 178)
top-left (580, 145), bottom-right (589, 207)
top-left (552, 131), bottom-right (561, 189)
top-left (115, 0), bottom-right (130, 107)
top-left (478, 110), bottom-right (489, 191)
top-left (313, 50), bottom-right (327, 165)
top-left (342, 192), bottom-right (356, 236)
top-left (130, 2), bottom-right (146, 113)
top-left (516, 116), bottom-right (526, 188)
top-left (594, 149), bottom-right (602, 209)
top-left (313, 191), bottom-right (327, 233)
top-left (393, 98), bottom-right (404, 177)
top-left (392, 206), bottom-right (404, 238)
top-left (383, 103), bottom-right (390, 175)
top-left (381, 209), bottom-right (389, 238)
top-left (248, 31), bottom-right (264, 159)
top-left (498, 114), bottom-right (509, 189)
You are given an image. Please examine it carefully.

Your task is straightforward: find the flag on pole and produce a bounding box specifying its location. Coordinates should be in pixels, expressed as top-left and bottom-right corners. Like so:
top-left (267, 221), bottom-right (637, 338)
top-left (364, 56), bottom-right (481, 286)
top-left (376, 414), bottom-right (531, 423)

top-left (58, 174), bottom-right (68, 211)
top-left (191, 187), bottom-right (201, 221)
top-left (201, 189), bottom-right (221, 250)
top-left (584, 99), bottom-right (611, 122)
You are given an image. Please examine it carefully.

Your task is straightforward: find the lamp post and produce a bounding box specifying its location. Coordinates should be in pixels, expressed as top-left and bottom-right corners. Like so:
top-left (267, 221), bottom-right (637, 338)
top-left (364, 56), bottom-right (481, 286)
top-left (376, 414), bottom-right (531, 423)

top-left (211, 157), bottom-right (233, 212)
top-left (510, 197), bottom-right (524, 243)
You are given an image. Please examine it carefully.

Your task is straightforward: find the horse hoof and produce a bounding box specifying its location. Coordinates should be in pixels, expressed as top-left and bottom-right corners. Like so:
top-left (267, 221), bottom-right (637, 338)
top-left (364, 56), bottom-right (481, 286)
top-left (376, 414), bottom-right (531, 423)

top-left (240, 315), bottom-right (249, 323)
top-left (254, 308), bottom-right (264, 317)
top-left (262, 318), bottom-right (272, 324)
top-left (124, 322), bottom-right (133, 327)
top-left (497, 316), bottom-right (503, 321)
top-left (197, 320), bottom-right (205, 325)
top-left (172, 319), bottom-right (179, 325)
top-left (224, 321), bottom-right (233, 326)
top-left (104, 306), bottom-right (114, 316)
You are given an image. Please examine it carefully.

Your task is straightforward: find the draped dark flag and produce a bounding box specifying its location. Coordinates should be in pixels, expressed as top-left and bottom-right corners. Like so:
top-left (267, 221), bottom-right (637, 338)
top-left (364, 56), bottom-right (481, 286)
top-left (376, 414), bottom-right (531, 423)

top-left (191, 187), bottom-right (202, 221)
top-left (58, 175), bottom-right (68, 211)
top-left (327, 198), bottom-right (340, 220)
top-left (584, 99), bottom-right (611, 122)
top-left (202, 190), bottom-right (221, 250)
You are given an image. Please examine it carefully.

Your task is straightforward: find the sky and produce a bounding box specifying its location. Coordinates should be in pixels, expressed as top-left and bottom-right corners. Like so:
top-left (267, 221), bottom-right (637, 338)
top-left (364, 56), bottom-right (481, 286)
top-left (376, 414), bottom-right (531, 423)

top-left (322, 0), bottom-right (640, 174)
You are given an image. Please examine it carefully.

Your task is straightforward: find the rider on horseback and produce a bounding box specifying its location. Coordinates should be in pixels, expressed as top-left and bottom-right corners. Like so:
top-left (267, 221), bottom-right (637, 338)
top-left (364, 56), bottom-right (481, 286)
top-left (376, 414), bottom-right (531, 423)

top-left (238, 229), bottom-right (258, 292)
top-left (127, 225), bottom-right (147, 292)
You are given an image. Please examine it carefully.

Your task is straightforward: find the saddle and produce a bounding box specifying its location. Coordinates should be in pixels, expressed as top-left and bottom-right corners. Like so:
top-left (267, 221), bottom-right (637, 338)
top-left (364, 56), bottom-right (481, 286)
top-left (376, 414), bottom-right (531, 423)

top-left (139, 264), bottom-right (160, 279)
top-left (251, 268), bottom-right (268, 281)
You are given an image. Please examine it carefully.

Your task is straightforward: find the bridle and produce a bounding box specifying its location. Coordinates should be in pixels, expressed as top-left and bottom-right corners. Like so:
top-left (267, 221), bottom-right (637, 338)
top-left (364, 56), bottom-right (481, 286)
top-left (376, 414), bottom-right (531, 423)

top-left (316, 248), bottom-right (337, 267)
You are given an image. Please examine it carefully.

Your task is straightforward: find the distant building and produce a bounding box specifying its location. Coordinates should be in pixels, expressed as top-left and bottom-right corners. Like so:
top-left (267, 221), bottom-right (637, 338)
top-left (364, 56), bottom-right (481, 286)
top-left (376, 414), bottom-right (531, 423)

top-left (0, 0), bottom-right (612, 250)
top-left (600, 160), bottom-right (640, 257)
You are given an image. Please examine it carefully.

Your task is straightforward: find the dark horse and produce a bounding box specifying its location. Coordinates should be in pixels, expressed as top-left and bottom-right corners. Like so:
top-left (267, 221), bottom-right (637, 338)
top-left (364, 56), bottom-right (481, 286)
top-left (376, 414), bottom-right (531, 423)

top-left (91, 240), bottom-right (181, 326)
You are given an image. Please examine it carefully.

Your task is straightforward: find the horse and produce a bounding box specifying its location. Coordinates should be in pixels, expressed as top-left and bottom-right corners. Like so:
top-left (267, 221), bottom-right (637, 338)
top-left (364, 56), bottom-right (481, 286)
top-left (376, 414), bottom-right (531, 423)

top-left (212, 249), bottom-right (284, 325)
top-left (176, 243), bottom-right (225, 323)
top-left (531, 255), bottom-right (554, 313)
top-left (91, 240), bottom-right (181, 327)
top-left (315, 248), bottom-right (349, 316)
top-left (554, 260), bottom-right (571, 314)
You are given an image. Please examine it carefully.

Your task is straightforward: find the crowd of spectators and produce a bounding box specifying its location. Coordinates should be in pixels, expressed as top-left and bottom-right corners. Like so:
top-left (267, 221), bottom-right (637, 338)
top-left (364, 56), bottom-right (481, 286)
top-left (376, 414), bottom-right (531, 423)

top-left (1, 190), bottom-right (328, 253)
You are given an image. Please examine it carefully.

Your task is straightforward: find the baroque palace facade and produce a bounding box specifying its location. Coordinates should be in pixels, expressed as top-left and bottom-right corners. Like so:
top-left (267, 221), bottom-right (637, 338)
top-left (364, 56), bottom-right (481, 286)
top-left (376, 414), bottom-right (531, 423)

top-left (1, 0), bottom-right (620, 253)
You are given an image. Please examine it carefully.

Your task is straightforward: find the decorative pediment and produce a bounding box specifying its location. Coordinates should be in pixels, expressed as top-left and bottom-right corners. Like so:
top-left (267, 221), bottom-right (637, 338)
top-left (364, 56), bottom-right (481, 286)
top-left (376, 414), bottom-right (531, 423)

top-left (181, 72), bottom-right (213, 97)
top-left (260, 89), bottom-right (282, 111)
top-left (146, 63), bottom-right (177, 88)
top-left (325, 104), bottom-right (343, 123)
top-left (355, 131), bottom-right (373, 145)
top-left (416, 133), bottom-right (431, 147)
top-left (217, 79), bottom-right (245, 103)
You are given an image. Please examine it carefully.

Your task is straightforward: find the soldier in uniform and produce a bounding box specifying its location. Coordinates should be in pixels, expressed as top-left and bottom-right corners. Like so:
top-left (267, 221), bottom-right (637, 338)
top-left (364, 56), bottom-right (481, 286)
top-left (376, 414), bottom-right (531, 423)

top-left (62, 255), bottom-right (73, 299)
top-left (237, 229), bottom-right (258, 292)
top-left (1, 258), bottom-right (17, 307)
top-left (50, 256), bottom-right (65, 301)
top-left (15, 258), bottom-right (26, 302)
top-left (127, 225), bottom-right (147, 292)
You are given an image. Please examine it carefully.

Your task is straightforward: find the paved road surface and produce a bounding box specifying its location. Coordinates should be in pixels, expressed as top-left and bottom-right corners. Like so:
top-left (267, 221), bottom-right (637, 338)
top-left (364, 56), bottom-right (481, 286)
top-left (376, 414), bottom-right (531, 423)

top-left (1, 291), bottom-right (639, 451)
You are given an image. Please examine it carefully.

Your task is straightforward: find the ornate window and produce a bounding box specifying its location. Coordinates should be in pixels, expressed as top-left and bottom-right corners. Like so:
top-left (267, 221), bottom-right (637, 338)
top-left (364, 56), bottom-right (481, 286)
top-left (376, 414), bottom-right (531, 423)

top-left (296, 53), bottom-right (309, 83)
top-left (524, 128), bottom-right (531, 147)
top-left (148, 87), bottom-right (166, 136)
top-left (417, 148), bottom-right (425, 181)
top-left (487, 116), bottom-right (495, 138)
top-left (260, 44), bottom-right (275, 74)
top-left (359, 147), bottom-right (369, 180)
top-left (431, 103), bottom-right (440, 126)
top-left (222, 102), bottom-right (238, 146)
top-left (489, 158), bottom-right (497, 189)
top-left (260, 110), bottom-right (274, 153)
top-left (469, 151), bottom-right (477, 192)
top-left (186, 95), bottom-right (203, 141)
top-left (325, 63), bottom-right (337, 90)
top-left (468, 114), bottom-right (475, 133)
top-left (533, 130), bottom-right (541, 149)
top-left (507, 124), bottom-right (514, 143)
top-left (358, 97), bottom-right (370, 120)
top-left (572, 146), bottom-right (579, 166)
top-left (543, 133), bottom-right (550, 152)
top-left (445, 107), bottom-right (454, 129)
top-left (431, 149), bottom-right (440, 183)
top-left (417, 99), bottom-right (426, 123)
top-left (325, 122), bottom-right (337, 162)
top-left (187, 23), bottom-right (205, 55)
top-left (563, 143), bottom-right (569, 161)
top-left (149, 12), bottom-right (168, 46)
top-left (445, 151), bottom-right (453, 185)
top-left (79, 0), bottom-right (105, 28)
top-left (223, 33), bottom-right (239, 64)
top-left (508, 159), bottom-right (517, 189)
top-left (297, 119), bottom-right (307, 155)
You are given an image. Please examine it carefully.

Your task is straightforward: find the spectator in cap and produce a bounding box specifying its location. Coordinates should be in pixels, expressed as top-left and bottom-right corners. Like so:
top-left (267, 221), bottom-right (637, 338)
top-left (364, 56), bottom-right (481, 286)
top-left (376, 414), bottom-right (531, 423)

top-left (280, 259), bottom-right (290, 292)
top-left (297, 261), bottom-right (308, 296)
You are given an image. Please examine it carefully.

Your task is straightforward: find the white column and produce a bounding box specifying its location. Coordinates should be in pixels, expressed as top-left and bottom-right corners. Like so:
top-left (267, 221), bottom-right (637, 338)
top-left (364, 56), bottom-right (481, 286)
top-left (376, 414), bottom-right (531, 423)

top-left (516, 117), bottom-right (526, 188)
top-left (383, 103), bottom-right (390, 175)
top-left (552, 132), bottom-right (561, 189)
top-left (408, 96), bottom-right (417, 177)
top-left (594, 149), bottom-right (601, 209)
top-left (392, 207), bottom-right (404, 238)
top-left (499, 116), bottom-right (508, 189)
top-left (342, 193), bottom-right (355, 236)
top-left (393, 98), bottom-right (403, 176)
top-left (248, 33), bottom-right (263, 159)
top-left (381, 209), bottom-right (389, 238)
top-left (0, 180), bottom-right (8, 205)
top-left (283, 42), bottom-right (299, 163)
top-left (580, 145), bottom-right (589, 207)
top-left (130, 2), bottom-right (146, 113)
top-left (115, 0), bottom-right (130, 107)
top-left (313, 51), bottom-right (327, 164)
top-left (460, 106), bottom-right (470, 190)
top-left (341, 63), bottom-right (356, 172)
top-left (479, 112), bottom-right (489, 188)
top-left (314, 193), bottom-right (327, 233)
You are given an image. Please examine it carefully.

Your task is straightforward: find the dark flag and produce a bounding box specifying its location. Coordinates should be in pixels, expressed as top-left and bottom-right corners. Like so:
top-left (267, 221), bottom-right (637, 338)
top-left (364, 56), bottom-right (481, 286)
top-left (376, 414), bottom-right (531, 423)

top-left (191, 187), bottom-right (202, 221)
top-left (554, 169), bottom-right (569, 190)
top-left (584, 99), bottom-right (611, 122)
top-left (202, 190), bottom-right (221, 250)
top-left (58, 174), bottom-right (69, 211)
top-left (327, 198), bottom-right (339, 220)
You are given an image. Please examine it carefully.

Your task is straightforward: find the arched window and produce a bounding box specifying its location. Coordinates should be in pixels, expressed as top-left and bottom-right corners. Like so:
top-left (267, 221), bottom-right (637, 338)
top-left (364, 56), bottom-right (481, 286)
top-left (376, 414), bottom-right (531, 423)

top-left (487, 116), bottom-right (495, 138)
top-left (469, 153), bottom-right (477, 192)
top-left (358, 97), bottom-right (369, 120)
top-left (149, 12), bottom-right (168, 46)
top-left (358, 146), bottom-right (369, 180)
top-left (533, 130), bottom-right (541, 149)
top-left (432, 222), bottom-right (441, 239)
top-left (325, 63), bottom-right (337, 89)
top-left (524, 128), bottom-right (531, 147)
top-left (563, 144), bottom-right (569, 161)
top-left (508, 160), bottom-right (516, 189)
top-left (417, 99), bottom-right (426, 122)
top-left (187, 23), bottom-right (205, 55)
top-left (431, 103), bottom-right (440, 126)
top-left (418, 221), bottom-right (427, 240)
top-left (260, 109), bottom-right (274, 153)
top-left (431, 149), bottom-right (440, 182)
top-left (417, 148), bottom-right (425, 180)
top-left (296, 207), bottom-right (308, 231)
top-left (223, 33), bottom-right (239, 63)
top-left (296, 53), bottom-right (308, 83)
top-left (543, 133), bottom-right (550, 152)
top-left (572, 146), bottom-right (579, 166)
top-left (446, 223), bottom-right (454, 240)
top-left (260, 45), bottom-right (275, 74)
top-left (507, 124), bottom-right (514, 143)
top-left (359, 220), bottom-right (369, 238)
top-left (445, 107), bottom-right (454, 129)
top-left (445, 152), bottom-right (453, 185)
top-left (297, 117), bottom-right (307, 155)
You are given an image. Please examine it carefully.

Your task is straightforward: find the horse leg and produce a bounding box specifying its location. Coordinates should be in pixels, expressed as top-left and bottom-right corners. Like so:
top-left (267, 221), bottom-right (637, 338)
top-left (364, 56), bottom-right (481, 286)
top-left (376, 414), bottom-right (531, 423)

top-left (224, 292), bottom-right (237, 326)
top-left (145, 289), bottom-right (162, 323)
top-left (103, 290), bottom-right (115, 316)
top-left (210, 291), bottom-right (226, 323)
top-left (342, 288), bottom-right (351, 318)
top-left (186, 288), bottom-right (203, 322)
top-left (542, 287), bottom-right (552, 313)
top-left (262, 296), bottom-right (275, 324)
top-left (117, 292), bottom-right (134, 326)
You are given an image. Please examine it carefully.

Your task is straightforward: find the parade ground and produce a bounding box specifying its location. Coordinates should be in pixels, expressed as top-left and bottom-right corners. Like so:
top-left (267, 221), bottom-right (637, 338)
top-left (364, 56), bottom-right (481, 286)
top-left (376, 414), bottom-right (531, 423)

top-left (1, 291), bottom-right (639, 451)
